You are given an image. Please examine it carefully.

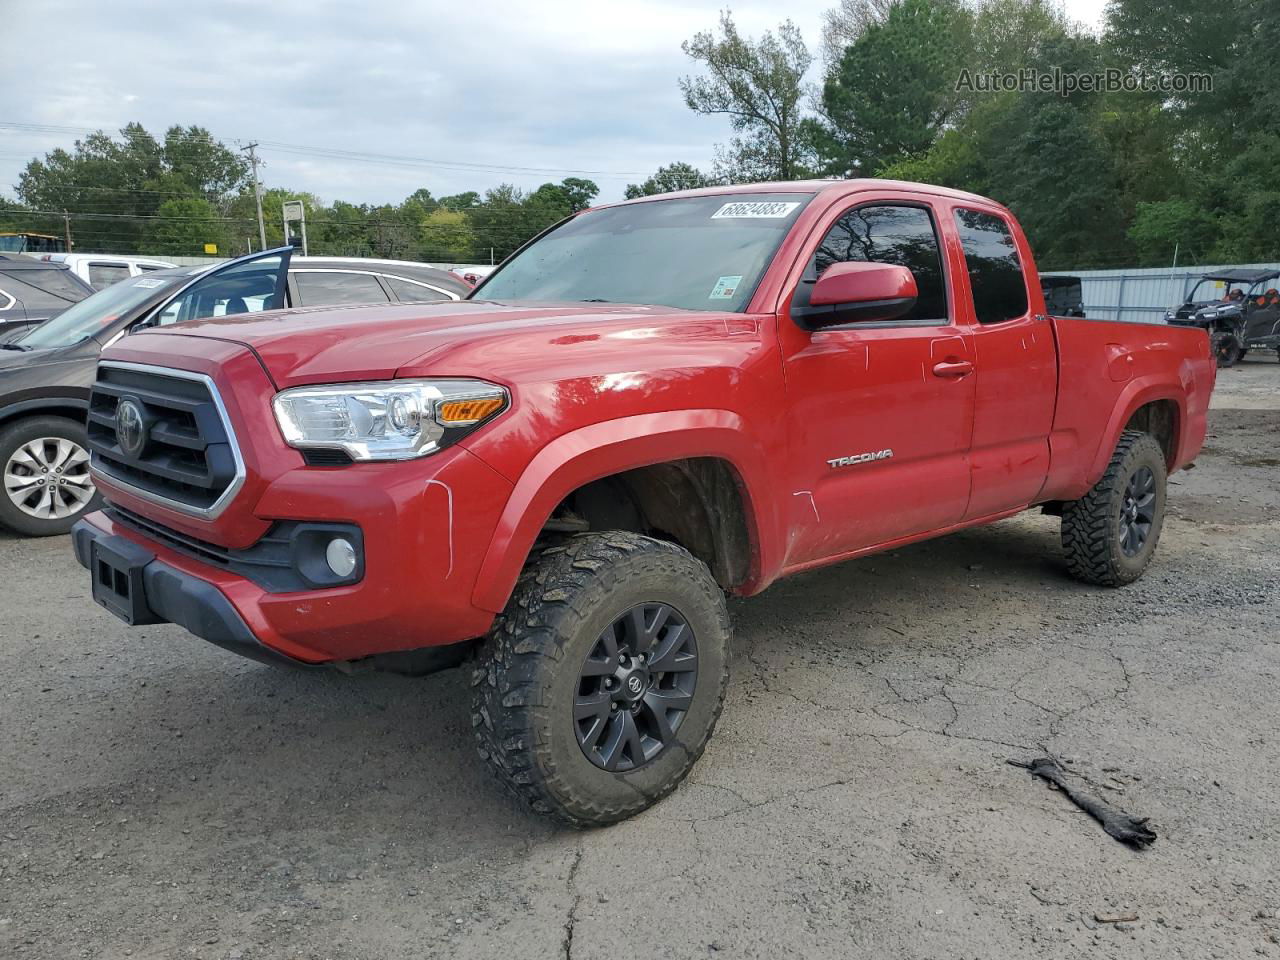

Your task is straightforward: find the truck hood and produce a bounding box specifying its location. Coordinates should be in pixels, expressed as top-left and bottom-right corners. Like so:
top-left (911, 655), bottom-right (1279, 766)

top-left (134, 300), bottom-right (757, 388)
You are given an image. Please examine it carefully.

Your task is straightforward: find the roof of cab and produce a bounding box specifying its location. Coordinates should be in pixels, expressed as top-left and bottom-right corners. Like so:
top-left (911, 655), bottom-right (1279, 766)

top-left (609, 178), bottom-right (1002, 210)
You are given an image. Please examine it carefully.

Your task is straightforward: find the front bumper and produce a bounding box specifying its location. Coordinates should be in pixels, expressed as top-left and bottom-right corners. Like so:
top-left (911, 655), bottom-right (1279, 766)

top-left (72, 522), bottom-right (307, 667)
top-left (74, 443), bottom-right (516, 665)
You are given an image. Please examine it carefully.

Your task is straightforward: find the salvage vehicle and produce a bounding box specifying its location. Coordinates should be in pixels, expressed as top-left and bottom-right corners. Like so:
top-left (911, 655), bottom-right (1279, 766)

top-left (70, 180), bottom-right (1215, 826)
top-left (38, 253), bottom-right (178, 289)
top-left (0, 256), bottom-right (95, 342)
top-left (1040, 275), bottom-right (1086, 317)
top-left (1165, 268), bottom-right (1280, 367)
top-left (0, 255), bottom-right (468, 536)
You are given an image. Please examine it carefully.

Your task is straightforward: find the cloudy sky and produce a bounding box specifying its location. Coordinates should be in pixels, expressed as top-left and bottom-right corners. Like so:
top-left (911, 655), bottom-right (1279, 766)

top-left (0, 0), bottom-right (1107, 206)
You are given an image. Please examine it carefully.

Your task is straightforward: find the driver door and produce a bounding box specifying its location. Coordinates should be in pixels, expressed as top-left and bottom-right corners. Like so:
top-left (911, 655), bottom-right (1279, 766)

top-left (778, 197), bottom-right (976, 568)
top-left (144, 247), bottom-right (293, 329)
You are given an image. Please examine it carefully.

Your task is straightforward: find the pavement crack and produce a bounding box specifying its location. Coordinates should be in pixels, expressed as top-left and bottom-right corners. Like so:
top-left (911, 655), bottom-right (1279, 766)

top-left (562, 844), bottom-right (583, 960)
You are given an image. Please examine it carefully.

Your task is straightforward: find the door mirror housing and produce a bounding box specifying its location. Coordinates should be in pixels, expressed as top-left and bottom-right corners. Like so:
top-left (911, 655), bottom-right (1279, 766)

top-left (793, 261), bottom-right (918, 331)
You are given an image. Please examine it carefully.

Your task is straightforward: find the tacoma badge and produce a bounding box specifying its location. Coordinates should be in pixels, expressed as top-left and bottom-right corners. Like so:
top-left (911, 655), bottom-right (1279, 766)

top-left (828, 449), bottom-right (894, 469)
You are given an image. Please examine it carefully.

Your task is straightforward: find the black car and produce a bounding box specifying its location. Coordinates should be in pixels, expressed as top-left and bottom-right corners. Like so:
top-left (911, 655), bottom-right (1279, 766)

top-left (0, 256), bottom-right (96, 343)
top-left (0, 249), bottom-right (470, 536)
top-left (1041, 275), bottom-right (1086, 317)
top-left (1165, 268), bottom-right (1280, 367)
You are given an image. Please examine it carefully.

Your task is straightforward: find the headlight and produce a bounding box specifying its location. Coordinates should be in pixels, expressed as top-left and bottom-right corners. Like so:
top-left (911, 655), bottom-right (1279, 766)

top-left (272, 378), bottom-right (508, 461)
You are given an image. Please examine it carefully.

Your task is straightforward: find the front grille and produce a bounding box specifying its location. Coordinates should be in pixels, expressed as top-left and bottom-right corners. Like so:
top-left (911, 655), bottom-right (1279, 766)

top-left (87, 362), bottom-right (243, 516)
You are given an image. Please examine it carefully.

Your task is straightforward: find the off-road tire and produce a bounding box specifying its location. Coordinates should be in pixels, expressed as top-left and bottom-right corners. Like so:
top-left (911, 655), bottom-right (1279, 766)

top-left (1061, 430), bottom-right (1167, 587)
top-left (0, 415), bottom-right (102, 537)
top-left (1210, 331), bottom-right (1242, 368)
top-left (471, 531), bottom-right (730, 827)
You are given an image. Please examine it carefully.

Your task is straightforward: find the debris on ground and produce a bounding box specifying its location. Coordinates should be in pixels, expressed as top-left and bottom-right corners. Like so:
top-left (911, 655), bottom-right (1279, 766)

top-left (1009, 757), bottom-right (1158, 848)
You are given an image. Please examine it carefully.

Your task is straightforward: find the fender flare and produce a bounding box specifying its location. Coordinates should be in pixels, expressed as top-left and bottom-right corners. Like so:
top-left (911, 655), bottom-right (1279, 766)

top-left (0, 395), bottom-right (89, 424)
top-left (1086, 377), bottom-right (1186, 485)
top-left (470, 410), bottom-right (777, 613)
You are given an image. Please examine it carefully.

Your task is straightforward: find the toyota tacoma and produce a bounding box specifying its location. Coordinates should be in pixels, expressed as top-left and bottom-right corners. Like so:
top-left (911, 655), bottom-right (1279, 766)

top-left (71, 180), bottom-right (1215, 826)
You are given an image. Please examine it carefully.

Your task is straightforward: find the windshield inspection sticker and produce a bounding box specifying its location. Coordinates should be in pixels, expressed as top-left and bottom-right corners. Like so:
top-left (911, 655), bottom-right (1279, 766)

top-left (711, 200), bottom-right (801, 220)
top-left (132, 278), bottom-right (165, 288)
top-left (709, 276), bottom-right (744, 299)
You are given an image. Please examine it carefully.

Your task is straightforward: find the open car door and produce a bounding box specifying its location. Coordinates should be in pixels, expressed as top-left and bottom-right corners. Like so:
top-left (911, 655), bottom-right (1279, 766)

top-left (140, 246), bottom-right (293, 329)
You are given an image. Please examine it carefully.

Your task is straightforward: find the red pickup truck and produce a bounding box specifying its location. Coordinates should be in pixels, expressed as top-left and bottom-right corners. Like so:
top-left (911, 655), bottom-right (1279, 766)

top-left (72, 180), bottom-right (1215, 826)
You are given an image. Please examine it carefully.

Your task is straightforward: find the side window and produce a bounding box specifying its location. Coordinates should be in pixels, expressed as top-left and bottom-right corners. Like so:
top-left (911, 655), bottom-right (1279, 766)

top-left (88, 263), bottom-right (130, 288)
top-left (811, 204), bottom-right (948, 322)
top-left (0, 272), bottom-right (86, 310)
top-left (385, 276), bottom-right (450, 302)
top-left (155, 254), bottom-right (286, 326)
top-left (953, 209), bottom-right (1029, 324)
top-left (294, 271), bottom-right (390, 307)
top-left (138, 264), bottom-right (164, 273)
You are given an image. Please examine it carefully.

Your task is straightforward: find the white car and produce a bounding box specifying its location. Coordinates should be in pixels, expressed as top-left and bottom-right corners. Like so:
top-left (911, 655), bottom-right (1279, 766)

top-left (37, 253), bottom-right (177, 290)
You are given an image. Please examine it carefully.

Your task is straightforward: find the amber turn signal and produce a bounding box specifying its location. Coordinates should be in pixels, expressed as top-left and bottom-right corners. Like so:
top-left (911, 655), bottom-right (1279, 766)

top-left (436, 395), bottom-right (505, 424)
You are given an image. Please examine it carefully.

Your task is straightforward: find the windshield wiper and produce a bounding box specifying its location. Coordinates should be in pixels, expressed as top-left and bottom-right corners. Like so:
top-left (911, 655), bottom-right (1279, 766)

top-left (578, 298), bottom-right (612, 303)
top-left (0, 342), bottom-right (31, 351)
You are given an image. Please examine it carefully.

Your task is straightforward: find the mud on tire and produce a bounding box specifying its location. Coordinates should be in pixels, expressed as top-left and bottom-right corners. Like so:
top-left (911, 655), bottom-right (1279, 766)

top-left (470, 531), bottom-right (730, 827)
top-left (1061, 430), bottom-right (1168, 588)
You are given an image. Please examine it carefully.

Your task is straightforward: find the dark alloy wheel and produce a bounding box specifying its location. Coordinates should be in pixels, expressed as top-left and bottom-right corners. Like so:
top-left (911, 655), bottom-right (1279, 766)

top-left (1118, 465), bottom-right (1157, 557)
top-left (1062, 430), bottom-right (1167, 587)
top-left (472, 531), bottom-right (730, 827)
top-left (574, 602), bottom-right (698, 772)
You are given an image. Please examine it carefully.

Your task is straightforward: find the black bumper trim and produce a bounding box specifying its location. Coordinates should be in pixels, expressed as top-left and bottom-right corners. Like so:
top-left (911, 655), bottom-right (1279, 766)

top-left (72, 519), bottom-right (311, 669)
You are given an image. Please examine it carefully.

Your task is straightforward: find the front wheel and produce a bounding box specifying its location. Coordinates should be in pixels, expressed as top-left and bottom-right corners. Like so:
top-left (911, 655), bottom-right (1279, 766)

top-left (0, 415), bottom-right (101, 537)
top-left (1061, 430), bottom-right (1167, 587)
top-left (1210, 331), bottom-right (1243, 367)
top-left (471, 531), bottom-right (730, 827)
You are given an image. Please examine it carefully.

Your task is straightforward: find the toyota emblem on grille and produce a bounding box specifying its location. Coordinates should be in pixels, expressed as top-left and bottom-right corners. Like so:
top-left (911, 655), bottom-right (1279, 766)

top-left (115, 398), bottom-right (147, 459)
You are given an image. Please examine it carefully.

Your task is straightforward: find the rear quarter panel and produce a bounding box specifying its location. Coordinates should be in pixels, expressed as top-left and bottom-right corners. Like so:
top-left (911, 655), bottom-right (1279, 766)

top-left (1041, 317), bottom-right (1214, 501)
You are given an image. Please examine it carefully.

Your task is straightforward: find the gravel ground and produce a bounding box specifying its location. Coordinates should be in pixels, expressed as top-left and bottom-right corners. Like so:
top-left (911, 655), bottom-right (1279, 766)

top-left (2, 358), bottom-right (1278, 960)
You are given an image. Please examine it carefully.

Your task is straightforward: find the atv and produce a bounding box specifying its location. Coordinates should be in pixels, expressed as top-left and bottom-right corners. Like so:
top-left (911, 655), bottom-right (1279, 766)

top-left (1165, 269), bottom-right (1280, 368)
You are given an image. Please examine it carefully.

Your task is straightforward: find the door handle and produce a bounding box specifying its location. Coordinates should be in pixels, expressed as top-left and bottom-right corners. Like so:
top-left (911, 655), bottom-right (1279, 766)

top-left (932, 358), bottom-right (974, 378)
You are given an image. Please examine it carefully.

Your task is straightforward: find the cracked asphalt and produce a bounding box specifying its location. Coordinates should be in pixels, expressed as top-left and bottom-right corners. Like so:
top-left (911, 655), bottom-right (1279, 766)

top-left (2, 359), bottom-right (1278, 960)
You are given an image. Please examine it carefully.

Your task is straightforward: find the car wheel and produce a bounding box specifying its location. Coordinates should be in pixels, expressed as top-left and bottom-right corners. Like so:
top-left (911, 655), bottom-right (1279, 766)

top-left (1210, 331), bottom-right (1243, 367)
top-left (1061, 430), bottom-right (1167, 587)
top-left (0, 416), bottom-right (101, 537)
top-left (471, 531), bottom-right (730, 827)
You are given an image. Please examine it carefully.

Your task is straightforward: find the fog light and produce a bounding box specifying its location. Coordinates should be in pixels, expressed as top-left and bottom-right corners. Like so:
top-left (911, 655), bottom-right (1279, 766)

top-left (325, 537), bottom-right (357, 578)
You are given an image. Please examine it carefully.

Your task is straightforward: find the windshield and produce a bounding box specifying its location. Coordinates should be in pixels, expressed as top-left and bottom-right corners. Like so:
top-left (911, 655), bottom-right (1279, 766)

top-left (17, 274), bottom-right (183, 349)
top-left (1188, 278), bottom-right (1256, 302)
top-left (476, 192), bottom-right (813, 311)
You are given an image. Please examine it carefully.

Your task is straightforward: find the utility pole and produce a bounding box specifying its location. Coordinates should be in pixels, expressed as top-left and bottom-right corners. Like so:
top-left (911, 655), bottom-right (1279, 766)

top-left (241, 142), bottom-right (267, 251)
top-left (62, 210), bottom-right (72, 252)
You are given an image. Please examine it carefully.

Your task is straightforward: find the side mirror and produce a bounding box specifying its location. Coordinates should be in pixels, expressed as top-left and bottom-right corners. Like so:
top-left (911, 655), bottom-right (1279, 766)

top-left (794, 261), bottom-right (918, 331)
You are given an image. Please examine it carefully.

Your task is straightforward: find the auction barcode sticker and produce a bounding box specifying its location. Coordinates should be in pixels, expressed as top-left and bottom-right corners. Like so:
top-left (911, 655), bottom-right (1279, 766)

top-left (711, 201), bottom-right (801, 219)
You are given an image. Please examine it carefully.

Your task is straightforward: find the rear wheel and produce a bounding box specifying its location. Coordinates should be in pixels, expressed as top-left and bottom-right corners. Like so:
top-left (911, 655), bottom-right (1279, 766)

top-left (1210, 331), bottom-right (1243, 367)
top-left (0, 416), bottom-right (101, 537)
top-left (1061, 430), bottom-right (1167, 587)
top-left (471, 531), bottom-right (730, 827)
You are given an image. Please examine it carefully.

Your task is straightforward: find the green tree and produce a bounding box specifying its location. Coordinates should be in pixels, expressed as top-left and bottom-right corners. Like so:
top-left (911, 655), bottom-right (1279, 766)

top-left (15, 123), bottom-right (247, 254)
top-left (149, 195), bottom-right (230, 256)
top-left (420, 208), bottom-right (476, 261)
top-left (1128, 198), bottom-right (1220, 266)
top-left (817, 0), bottom-right (974, 176)
top-left (624, 162), bottom-right (715, 198)
top-left (680, 11), bottom-right (815, 181)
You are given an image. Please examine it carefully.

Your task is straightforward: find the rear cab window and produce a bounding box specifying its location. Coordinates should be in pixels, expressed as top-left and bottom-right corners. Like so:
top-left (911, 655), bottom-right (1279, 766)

top-left (88, 263), bottom-right (131, 288)
top-left (953, 209), bottom-right (1030, 325)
